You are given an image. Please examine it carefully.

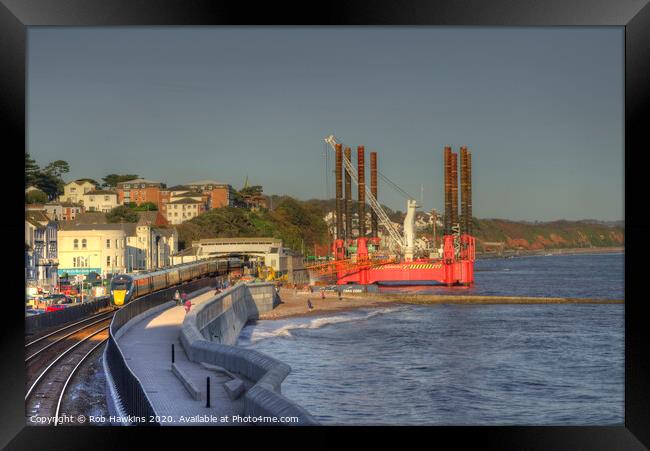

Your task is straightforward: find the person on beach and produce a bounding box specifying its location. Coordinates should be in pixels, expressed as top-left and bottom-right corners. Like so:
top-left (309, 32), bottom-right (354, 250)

top-left (173, 289), bottom-right (181, 306)
top-left (184, 299), bottom-right (192, 313)
top-left (309, 285), bottom-right (313, 294)
top-left (181, 291), bottom-right (188, 306)
top-left (307, 299), bottom-right (314, 311)
top-left (338, 289), bottom-right (343, 301)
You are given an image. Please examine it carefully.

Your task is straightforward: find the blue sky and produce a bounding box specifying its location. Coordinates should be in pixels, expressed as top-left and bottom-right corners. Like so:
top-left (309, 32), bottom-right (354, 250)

top-left (28, 27), bottom-right (623, 221)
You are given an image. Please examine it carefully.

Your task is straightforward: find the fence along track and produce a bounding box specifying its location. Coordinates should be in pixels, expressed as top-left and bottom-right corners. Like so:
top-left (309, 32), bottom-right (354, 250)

top-left (26, 312), bottom-right (115, 362)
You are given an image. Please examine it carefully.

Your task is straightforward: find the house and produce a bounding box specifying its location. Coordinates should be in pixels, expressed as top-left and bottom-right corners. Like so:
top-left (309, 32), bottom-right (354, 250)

top-left (185, 180), bottom-right (235, 209)
top-left (42, 202), bottom-right (84, 221)
top-left (160, 187), bottom-right (209, 219)
top-left (57, 223), bottom-right (128, 277)
top-left (164, 198), bottom-right (205, 224)
top-left (116, 178), bottom-right (166, 209)
top-left (81, 189), bottom-right (120, 212)
top-left (59, 180), bottom-right (97, 204)
top-left (25, 210), bottom-right (58, 287)
top-left (61, 211), bottom-right (174, 271)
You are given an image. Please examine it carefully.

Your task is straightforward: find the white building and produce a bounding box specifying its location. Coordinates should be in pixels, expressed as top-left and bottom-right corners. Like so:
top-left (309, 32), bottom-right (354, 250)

top-left (81, 189), bottom-right (120, 212)
top-left (57, 225), bottom-right (128, 278)
top-left (58, 212), bottom-right (177, 274)
top-left (59, 180), bottom-right (97, 204)
top-left (164, 198), bottom-right (205, 224)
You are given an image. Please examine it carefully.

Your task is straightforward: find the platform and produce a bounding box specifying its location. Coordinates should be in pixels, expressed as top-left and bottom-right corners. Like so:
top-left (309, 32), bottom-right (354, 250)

top-left (116, 289), bottom-right (247, 426)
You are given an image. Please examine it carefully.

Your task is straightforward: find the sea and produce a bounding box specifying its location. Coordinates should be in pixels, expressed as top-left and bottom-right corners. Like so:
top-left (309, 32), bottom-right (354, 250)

top-left (237, 253), bottom-right (624, 425)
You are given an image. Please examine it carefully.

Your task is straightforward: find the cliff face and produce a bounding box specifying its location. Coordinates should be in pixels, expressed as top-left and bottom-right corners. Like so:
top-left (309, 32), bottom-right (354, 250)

top-left (473, 219), bottom-right (624, 251)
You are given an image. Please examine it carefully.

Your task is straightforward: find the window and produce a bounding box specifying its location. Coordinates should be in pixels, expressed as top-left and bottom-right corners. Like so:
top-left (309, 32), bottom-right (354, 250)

top-left (107, 256), bottom-right (111, 266)
top-left (73, 239), bottom-right (79, 249)
top-left (70, 187), bottom-right (76, 192)
top-left (82, 239), bottom-right (87, 249)
top-left (116, 239), bottom-right (119, 248)
top-left (73, 257), bottom-right (77, 267)
top-left (106, 239), bottom-right (110, 248)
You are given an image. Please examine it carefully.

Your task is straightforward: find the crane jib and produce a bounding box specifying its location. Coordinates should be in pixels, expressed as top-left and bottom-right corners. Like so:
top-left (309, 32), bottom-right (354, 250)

top-left (324, 135), bottom-right (408, 251)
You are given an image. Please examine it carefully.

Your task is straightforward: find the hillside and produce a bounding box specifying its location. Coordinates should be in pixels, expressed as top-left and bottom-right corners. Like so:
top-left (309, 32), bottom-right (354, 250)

top-left (471, 218), bottom-right (624, 251)
top-left (174, 198), bottom-right (328, 252)
top-left (174, 195), bottom-right (623, 254)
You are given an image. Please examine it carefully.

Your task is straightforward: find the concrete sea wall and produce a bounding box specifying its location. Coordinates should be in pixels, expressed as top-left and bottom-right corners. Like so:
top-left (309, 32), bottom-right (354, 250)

top-left (180, 282), bottom-right (318, 425)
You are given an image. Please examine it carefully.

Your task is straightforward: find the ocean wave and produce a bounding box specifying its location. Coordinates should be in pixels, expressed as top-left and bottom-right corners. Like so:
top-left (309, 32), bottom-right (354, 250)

top-left (238, 307), bottom-right (407, 345)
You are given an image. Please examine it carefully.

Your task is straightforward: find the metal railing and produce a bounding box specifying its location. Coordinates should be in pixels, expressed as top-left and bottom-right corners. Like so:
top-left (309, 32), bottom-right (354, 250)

top-left (105, 277), bottom-right (217, 425)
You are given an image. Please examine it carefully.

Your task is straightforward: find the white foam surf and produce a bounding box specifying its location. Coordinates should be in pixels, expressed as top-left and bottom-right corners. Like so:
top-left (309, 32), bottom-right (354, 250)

top-left (237, 306), bottom-right (407, 346)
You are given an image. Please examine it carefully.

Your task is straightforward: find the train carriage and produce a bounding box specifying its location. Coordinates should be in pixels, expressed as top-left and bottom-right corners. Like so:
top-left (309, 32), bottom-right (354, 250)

top-left (110, 258), bottom-right (229, 307)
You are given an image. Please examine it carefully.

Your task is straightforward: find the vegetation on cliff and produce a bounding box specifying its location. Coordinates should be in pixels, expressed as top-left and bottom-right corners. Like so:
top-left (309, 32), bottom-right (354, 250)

top-left (472, 218), bottom-right (624, 251)
top-left (174, 193), bottom-right (623, 254)
top-left (174, 198), bottom-right (327, 251)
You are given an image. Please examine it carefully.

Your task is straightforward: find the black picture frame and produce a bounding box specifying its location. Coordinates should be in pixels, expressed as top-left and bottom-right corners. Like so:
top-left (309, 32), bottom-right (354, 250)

top-left (1, 1), bottom-right (648, 449)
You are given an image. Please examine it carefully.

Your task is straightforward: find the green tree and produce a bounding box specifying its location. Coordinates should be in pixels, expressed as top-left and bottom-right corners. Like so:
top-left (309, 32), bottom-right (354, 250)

top-left (25, 189), bottom-right (49, 204)
top-left (42, 160), bottom-right (70, 178)
top-left (106, 205), bottom-right (139, 223)
top-left (102, 174), bottom-right (139, 188)
top-left (132, 202), bottom-right (158, 211)
top-left (25, 153), bottom-right (40, 188)
top-left (34, 173), bottom-right (64, 200)
top-left (239, 185), bottom-right (263, 197)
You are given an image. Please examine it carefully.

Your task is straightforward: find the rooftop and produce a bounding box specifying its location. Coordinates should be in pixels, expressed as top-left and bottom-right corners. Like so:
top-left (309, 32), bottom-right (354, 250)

top-left (58, 222), bottom-right (137, 235)
top-left (117, 178), bottom-right (164, 186)
top-left (172, 247), bottom-right (200, 257)
top-left (166, 185), bottom-right (191, 191)
top-left (85, 189), bottom-right (118, 195)
top-left (67, 180), bottom-right (97, 186)
top-left (25, 210), bottom-right (51, 226)
top-left (194, 237), bottom-right (281, 245)
top-left (186, 180), bottom-right (230, 187)
top-left (168, 198), bottom-right (204, 204)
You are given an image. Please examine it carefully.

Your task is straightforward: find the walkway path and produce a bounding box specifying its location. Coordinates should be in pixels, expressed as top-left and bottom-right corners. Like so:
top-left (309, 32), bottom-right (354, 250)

top-left (117, 289), bottom-right (245, 426)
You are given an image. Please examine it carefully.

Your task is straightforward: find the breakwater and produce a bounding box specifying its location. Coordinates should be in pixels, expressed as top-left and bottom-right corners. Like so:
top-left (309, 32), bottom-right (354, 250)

top-left (180, 282), bottom-right (318, 425)
top-left (346, 293), bottom-right (623, 304)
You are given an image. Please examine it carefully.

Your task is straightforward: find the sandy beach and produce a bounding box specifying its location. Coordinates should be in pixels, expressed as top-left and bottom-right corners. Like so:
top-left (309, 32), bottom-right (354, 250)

top-left (259, 287), bottom-right (623, 321)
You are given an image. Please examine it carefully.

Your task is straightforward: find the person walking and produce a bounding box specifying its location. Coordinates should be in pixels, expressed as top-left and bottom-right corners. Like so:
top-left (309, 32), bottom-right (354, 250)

top-left (338, 289), bottom-right (343, 301)
top-left (181, 291), bottom-right (188, 307)
top-left (173, 289), bottom-right (181, 306)
top-left (321, 289), bottom-right (326, 300)
top-left (307, 299), bottom-right (314, 311)
top-left (184, 298), bottom-right (192, 314)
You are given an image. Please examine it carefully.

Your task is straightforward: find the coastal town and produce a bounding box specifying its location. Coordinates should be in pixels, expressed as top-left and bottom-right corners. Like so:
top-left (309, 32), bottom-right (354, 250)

top-left (25, 151), bottom-right (624, 314)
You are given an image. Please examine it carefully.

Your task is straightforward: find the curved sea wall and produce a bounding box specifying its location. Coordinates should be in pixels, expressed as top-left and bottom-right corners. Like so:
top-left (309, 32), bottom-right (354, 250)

top-left (180, 282), bottom-right (318, 425)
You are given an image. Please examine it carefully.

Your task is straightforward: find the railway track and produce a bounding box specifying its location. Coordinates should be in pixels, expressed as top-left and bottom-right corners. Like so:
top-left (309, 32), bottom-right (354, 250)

top-left (25, 310), bottom-right (115, 424)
